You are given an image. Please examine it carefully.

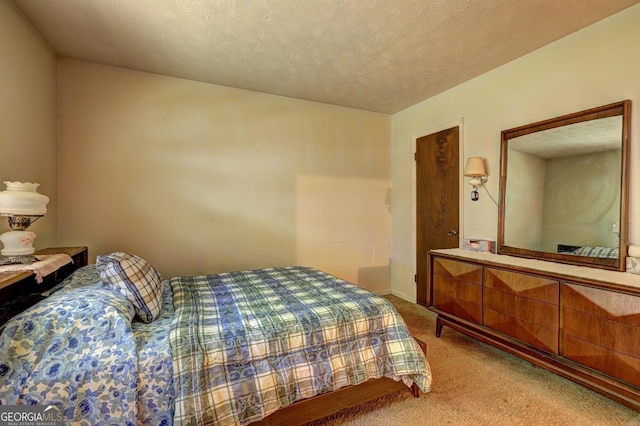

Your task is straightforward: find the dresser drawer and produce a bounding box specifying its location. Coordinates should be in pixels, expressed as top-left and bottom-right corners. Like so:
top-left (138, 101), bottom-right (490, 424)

top-left (433, 258), bottom-right (482, 284)
top-left (484, 286), bottom-right (558, 330)
top-left (561, 283), bottom-right (640, 387)
top-left (432, 258), bottom-right (482, 324)
top-left (484, 268), bottom-right (559, 353)
top-left (485, 268), bottom-right (558, 304)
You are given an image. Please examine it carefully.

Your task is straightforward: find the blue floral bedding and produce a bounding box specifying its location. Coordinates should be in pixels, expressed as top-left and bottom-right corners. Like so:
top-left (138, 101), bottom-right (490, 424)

top-left (131, 284), bottom-right (175, 425)
top-left (0, 265), bottom-right (175, 425)
top-left (0, 264), bottom-right (432, 426)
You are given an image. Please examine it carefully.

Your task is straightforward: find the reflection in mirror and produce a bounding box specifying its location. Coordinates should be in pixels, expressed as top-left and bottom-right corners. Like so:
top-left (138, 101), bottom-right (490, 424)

top-left (498, 100), bottom-right (631, 271)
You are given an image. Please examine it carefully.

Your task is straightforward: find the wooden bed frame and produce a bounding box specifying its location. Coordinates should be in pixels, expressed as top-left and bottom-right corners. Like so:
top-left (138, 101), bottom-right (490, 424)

top-left (254, 339), bottom-right (426, 425)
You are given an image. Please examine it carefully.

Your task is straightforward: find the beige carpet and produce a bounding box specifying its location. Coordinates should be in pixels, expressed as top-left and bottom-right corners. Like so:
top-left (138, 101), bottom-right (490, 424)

top-left (336, 295), bottom-right (640, 426)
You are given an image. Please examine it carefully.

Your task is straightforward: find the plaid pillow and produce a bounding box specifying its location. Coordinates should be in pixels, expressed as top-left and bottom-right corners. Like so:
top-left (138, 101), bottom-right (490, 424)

top-left (96, 252), bottom-right (163, 323)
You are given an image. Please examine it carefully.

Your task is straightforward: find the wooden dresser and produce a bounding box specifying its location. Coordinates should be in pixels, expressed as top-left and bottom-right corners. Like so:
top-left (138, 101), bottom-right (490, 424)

top-left (429, 248), bottom-right (640, 411)
top-left (0, 246), bottom-right (88, 324)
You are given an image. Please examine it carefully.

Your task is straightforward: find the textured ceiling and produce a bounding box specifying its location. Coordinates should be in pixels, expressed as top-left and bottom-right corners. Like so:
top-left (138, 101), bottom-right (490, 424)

top-left (510, 116), bottom-right (623, 159)
top-left (11, 0), bottom-right (640, 114)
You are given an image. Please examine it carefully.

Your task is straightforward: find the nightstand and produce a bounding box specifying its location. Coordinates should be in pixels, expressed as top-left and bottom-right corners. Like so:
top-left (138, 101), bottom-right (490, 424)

top-left (0, 246), bottom-right (88, 325)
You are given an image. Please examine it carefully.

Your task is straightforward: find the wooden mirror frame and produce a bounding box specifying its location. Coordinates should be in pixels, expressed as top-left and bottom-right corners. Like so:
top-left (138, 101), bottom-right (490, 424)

top-left (498, 100), bottom-right (631, 271)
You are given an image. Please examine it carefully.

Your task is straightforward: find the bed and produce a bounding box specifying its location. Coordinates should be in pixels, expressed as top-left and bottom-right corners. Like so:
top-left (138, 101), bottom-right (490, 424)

top-left (0, 252), bottom-right (432, 425)
top-left (557, 244), bottom-right (619, 258)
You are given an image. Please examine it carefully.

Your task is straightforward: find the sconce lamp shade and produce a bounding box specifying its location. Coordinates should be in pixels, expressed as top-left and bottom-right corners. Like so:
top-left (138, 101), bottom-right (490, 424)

top-left (463, 157), bottom-right (487, 177)
top-left (0, 182), bottom-right (49, 256)
top-left (463, 157), bottom-right (488, 201)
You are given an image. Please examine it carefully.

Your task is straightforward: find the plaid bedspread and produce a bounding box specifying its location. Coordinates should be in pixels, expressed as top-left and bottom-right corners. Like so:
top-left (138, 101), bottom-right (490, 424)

top-left (169, 266), bottom-right (432, 426)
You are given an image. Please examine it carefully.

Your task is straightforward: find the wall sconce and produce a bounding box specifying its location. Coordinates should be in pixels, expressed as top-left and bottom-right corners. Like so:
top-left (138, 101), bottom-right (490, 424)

top-left (463, 157), bottom-right (488, 201)
top-left (0, 181), bottom-right (49, 255)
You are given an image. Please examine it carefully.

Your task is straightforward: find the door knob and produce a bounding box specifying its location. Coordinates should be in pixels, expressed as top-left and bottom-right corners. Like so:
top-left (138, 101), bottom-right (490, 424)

top-left (448, 230), bottom-right (458, 237)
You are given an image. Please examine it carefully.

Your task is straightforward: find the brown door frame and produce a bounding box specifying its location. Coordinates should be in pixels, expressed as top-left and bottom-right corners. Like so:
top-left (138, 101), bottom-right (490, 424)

top-left (412, 119), bottom-right (463, 306)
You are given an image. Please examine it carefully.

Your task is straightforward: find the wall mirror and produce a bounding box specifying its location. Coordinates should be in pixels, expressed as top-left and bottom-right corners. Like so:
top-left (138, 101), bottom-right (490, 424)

top-left (498, 100), bottom-right (631, 271)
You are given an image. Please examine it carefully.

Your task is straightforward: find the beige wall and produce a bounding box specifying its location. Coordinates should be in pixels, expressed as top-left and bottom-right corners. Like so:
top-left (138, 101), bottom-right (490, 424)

top-left (57, 60), bottom-right (392, 292)
top-left (390, 4), bottom-right (640, 301)
top-left (504, 150), bottom-right (545, 251)
top-left (0, 2), bottom-right (58, 250)
top-left (541, 150), bottom-right (621, 252)
top-left (504, 149), bottom-right (621, 252)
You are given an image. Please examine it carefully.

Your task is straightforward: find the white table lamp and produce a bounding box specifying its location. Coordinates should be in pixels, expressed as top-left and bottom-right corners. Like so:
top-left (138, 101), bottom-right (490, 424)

top-left (0, 181), bottom-right (49, 255)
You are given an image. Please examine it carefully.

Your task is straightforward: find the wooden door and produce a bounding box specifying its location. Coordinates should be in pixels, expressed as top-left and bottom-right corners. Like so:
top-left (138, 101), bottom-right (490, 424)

top-left (416, 127), bottom-right (460, 306)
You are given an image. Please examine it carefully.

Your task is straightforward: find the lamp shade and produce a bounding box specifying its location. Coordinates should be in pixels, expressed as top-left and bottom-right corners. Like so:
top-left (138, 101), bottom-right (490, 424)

top-left (463, 157), bottom-right (486, 177)
top-left (0, 181), bottom-right (49, 216)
